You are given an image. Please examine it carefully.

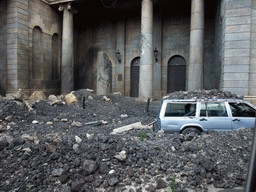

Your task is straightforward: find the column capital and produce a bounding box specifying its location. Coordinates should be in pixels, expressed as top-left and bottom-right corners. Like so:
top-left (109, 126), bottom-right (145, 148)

top-left (58, 2), bottom-right (77, 13)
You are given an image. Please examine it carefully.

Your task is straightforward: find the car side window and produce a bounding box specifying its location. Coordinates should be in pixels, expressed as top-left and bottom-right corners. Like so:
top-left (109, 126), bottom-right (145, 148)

top-left (229, 102), bottom-right (256, 117)
top-left (165, 103), bottom-right (196, 117)
top-left (200, 102), bottom-right (228, 117)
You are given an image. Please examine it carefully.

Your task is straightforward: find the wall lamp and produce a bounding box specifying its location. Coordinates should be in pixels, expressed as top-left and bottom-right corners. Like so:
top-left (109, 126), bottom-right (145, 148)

top-left (153, 47), bottom-right (158, 62)
top-left (116, 49), bottom-right (121, 63)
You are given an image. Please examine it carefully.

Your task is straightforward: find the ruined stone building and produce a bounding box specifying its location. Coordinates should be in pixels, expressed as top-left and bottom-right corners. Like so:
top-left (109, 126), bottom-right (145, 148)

top-left (0, 0), bottom-right (256, 99)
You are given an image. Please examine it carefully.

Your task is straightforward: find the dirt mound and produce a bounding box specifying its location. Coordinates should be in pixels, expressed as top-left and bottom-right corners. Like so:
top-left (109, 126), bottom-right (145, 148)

top-left (0, 89), bottom-right (253, 192)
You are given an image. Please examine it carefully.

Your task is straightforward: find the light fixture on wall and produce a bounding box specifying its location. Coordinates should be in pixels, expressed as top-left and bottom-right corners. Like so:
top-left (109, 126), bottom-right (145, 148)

top-left (116, 49), bottom-right (121, 63)
top-left (153, 47), bottom-right (158, 62)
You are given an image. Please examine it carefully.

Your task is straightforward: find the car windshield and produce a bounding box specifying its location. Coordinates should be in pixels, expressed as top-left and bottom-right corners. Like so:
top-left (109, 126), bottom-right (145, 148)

top-left (164, 103), bottom-right (196, 117)
top-left (200, 102), bottom-right (228, 117)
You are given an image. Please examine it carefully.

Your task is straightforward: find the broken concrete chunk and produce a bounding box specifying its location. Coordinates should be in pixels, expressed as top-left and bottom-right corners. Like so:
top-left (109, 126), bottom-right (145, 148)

top-left (111, 122), bottom-right (141, 134)
top-left (48, 95), bottom-right (57, 102)
top-left (12, 89), bottom-right (29, 101)
top-left (120, 114), bottom-right (128, 118)
top-left (22, 134), bottom-right (35, 141)
top-left (30, 91), bottom-right (46, 101)
top-left (65, 93), bottom-right (79, 105)
top-left (86, 88), bottom-right (94, 93)
top-left (114, 150), bottom-right (127, 161)
top-left (61, 118), bottom-right (68, 122)
top-left (32, 120), bottom-right (39, 124)
top-left (111, 122), bottom-right (151, 134)
top-left (86, 133), bottom-right (94, 140)
top-left (102, 96), bottom-right (111, 102)
top-left (88, 95), bottom-right (93, 100)
top-left (48, 95), bottom-right (64, 105)
top-left (101, 121), bottom-right (108, 125)
top-left (71, 121), bottom-right (82, 127)
top-left (5, 116), bottom-right (12, 121)
top-left (75, 136), bottom-right (82, 143)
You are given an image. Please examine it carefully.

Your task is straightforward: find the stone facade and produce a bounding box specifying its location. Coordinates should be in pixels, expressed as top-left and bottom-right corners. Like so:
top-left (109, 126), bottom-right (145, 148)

top-left (1, 0), bottom-right (256, 99)
top-left (0, 0), bottom-right (7, 95)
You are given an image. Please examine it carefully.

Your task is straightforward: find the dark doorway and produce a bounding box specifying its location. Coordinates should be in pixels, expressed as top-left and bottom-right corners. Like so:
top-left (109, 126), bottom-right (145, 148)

top-left (130, 57), bottom-right (140, 97)
top-left (167, 55), bottom-right (186, 93)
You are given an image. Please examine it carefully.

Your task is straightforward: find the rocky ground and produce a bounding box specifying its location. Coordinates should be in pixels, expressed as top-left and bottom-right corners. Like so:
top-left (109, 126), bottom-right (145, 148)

top-left (0, 89), bottom-right (253, 192)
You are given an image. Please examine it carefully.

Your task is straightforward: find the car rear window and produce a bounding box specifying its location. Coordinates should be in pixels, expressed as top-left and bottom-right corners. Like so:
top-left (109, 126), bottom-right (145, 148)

top-left (200, 102), bottom-right (228, 117)
top-left (165, 103), bottom-right (196, 117)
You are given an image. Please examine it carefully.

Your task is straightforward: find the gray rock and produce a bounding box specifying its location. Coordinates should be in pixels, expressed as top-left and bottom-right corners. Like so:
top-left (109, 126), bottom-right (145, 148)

top-left (108, 177), bottom-right (119, 186)
top-left (146, 185), bottom-right (156, 192)
top-left (52, 168), bottom-right (64, 176)
top-left (98, 162), bottom-right (109, 174)
top-left (0, 137), bottom-right (8, 150)
top-left (49, 152), bottom-right (60, 160)
top-left (82, 159), bottom-right (98, 174)
top-left (156, 178), bottom-right (166, 189)
top-left (73, 158), bottom-right (81, 167)
top-left (127, 167), bottom-right (135, 177)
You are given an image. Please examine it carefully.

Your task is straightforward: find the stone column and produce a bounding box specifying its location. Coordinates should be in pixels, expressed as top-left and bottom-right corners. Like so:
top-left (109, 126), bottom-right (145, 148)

top-left (139, 0), bottom-right (154, 99)
top-left (188, 0), bottom-right (204, 91)
top-left (59, 3), bottom-right (74, 94)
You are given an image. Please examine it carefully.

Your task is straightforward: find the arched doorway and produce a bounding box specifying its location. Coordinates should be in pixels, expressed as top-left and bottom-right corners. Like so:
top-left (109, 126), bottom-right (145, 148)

top-left (130, 57), bottom-right (140, 97)
top-left (167, 55), bottom-right (186, 93)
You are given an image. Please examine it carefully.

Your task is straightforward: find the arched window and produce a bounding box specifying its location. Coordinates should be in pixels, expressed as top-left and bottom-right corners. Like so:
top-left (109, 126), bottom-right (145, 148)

top-left (52, 33), bottom-right (60, 80)
top-left (167, 55), bottom-right (186, 93)
top-left (130, 57), bottom-right (140, 97)
top-left (32, 26), bottom-right (43, 79)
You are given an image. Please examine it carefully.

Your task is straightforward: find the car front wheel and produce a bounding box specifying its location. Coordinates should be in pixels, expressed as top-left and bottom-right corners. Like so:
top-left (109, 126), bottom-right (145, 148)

top-left (181, 127), bottom-right (201, 136)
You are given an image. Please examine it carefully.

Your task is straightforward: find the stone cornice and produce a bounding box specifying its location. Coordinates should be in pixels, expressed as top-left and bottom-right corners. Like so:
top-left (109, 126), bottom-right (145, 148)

top-left (40, 0), bottom-right (76, 5)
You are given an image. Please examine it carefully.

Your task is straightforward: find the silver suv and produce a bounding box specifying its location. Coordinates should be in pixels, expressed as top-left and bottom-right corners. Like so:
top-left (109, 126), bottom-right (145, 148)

top-left (154, 99), bottom-right (256, 135)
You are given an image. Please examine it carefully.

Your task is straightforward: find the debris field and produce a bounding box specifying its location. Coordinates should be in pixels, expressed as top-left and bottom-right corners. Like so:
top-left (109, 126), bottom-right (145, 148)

top-left (0, 89), bottom-right (253, 192)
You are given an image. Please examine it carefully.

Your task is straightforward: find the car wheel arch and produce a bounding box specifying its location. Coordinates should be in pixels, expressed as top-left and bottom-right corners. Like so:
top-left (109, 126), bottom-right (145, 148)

top-left (180, 125), bottom-right (203, 134)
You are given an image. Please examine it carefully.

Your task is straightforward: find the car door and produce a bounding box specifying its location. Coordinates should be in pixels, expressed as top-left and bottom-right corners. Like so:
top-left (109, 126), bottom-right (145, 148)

top-left (228, 102), bottom-right (256, 130)
top-left (160, 101), bottom-right (198, 133)
top-left (198, 102), bottom-right (233, 131)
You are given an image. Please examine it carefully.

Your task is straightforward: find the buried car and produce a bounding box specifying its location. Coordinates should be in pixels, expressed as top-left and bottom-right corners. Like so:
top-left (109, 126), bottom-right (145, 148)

top-left (154, 99), bottom-right (256, 135)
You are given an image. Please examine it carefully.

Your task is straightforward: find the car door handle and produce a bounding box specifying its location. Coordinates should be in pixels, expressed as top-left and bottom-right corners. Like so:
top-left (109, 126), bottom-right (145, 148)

top-left (232, 118), bottom-right (240, 122)
top-left (200, 118), bottom-right (207, 121)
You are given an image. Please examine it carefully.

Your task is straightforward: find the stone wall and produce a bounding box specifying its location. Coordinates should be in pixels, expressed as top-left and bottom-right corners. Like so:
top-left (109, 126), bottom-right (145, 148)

top-left (28, 0), bottom-right (62, 95)
top-left (162, 13), bottom-right (190, 95)
top-left (7, 0), bottom-right (29, 94)
top-left (0, 0), bottom-right (7, 96)
top-left (124, 17), bottom-right (141, 96)
top-left (76, 7), bottom-right (218, 98)
top-left (249, 0), bottom-right (256, 96)
top-left (214, 0), bottom-right (224, 90)
top-left (221, 0), bottom-right (252, 95)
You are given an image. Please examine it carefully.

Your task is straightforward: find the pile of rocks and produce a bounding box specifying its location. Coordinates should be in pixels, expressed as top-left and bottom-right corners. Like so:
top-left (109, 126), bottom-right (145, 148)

top-left (163, 89), bottom-right (244, 100)
top-left (0, 89), bottom-right (253, 192)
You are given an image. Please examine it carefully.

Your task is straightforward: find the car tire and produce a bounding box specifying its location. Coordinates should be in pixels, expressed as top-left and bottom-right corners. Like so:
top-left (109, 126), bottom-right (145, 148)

top-left (181, 127), bottom-right (201, 136)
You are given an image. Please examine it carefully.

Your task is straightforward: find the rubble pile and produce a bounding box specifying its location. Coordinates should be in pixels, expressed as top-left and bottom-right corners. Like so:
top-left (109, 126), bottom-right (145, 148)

top-left (163, 89), bottom-right (244, 100)
top-left (0, 89), bottom-right (253, 192)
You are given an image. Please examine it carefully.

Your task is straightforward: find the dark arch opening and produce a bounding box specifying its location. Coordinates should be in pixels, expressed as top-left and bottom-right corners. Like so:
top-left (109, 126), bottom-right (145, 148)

top-left (167, 55), bottom-right (186, 93)
top-left (130, 57), bottom-right (140, 97)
